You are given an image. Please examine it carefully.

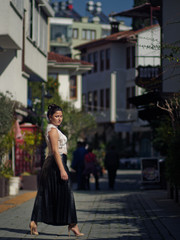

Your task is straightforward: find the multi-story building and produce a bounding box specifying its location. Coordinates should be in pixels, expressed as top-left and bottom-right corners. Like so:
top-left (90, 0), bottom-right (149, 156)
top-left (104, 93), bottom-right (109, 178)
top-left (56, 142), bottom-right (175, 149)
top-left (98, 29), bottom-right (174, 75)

top-left (75, 23), bottom-right (161, 157)
top-left (48, 0), bottom-right (131, 58)
top-left (75, 31), bottom-right (137, 146)
top-left (0, 0), bottom-right (53, 109)
top-left (48, 51), bottom-right (93, 109)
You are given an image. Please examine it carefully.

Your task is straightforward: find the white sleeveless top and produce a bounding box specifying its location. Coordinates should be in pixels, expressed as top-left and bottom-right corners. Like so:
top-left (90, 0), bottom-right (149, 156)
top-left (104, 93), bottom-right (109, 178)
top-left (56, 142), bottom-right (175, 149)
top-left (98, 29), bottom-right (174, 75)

top-left (45, 123), bottom-right (67, 155)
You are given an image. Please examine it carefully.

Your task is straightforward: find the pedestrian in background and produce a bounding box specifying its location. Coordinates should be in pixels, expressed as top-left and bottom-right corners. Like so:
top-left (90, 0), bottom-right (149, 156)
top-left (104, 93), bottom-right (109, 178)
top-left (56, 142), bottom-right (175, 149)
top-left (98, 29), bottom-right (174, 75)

top-left (71, 141), bottom-right (87, 190)
top-left (29, 104), bottom-right (84, 237)
top-left (104, 145), bottom-right (119, 190)
top-left (83, 147), bottom-right (100, 190)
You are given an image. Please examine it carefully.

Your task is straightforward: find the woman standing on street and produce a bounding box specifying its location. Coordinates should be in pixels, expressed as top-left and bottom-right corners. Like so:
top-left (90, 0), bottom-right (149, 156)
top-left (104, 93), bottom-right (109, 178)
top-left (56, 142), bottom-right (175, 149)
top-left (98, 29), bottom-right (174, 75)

top-left (29, 104), bottom-right (84, 237)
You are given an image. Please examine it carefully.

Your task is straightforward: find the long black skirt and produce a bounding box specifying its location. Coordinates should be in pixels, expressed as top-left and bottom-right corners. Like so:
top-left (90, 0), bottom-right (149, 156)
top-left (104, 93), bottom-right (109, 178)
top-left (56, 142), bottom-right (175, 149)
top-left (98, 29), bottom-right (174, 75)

top-left (31, 154), bottom-right (77, 226)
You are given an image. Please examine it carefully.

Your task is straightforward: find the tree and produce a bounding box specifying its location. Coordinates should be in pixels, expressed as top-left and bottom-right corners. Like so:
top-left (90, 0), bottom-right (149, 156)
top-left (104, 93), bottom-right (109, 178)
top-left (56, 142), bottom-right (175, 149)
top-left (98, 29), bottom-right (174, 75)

top-left (0, 92), bottom-right (15, 160)
top-left (29, 76), bottom-right (97, 161)
top-left (157, 95), bottom-right (180, 202)
top-left (0, 92), bottom-right (14, 136)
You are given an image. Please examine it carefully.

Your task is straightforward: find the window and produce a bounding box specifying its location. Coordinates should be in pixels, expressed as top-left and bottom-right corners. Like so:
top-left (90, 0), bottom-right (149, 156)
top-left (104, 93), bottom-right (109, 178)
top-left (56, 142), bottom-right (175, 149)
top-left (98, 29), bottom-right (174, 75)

top-left (29, 0), bottom-right (33, 39)
top-left (93, 52), bottom-right (98, 73)
top-left (100, 89), bottom-right (104, 109)
top-left (91, 30), bottom-right (96, 40)
top-left (105, 88), bottom-right (110, 109)
top-left (49, 73), bottom-right (58, 81)
top-left (86, 30), bottom-right (91, 40)
top-left (70, 76), bottom-right (77, 99)
top-left (126, 86), bottom-right (136, 109)
top-left (39, 9), bottom-right (48, 53)
top-left (126, 87), bottom-right (130, 109)
top-left (131, 86), bottom-right (135, 109)
top-left (126, 132), bottom-right (130, 145)
top-left (11, 0), bottom-right (24, 16)
top-left (88, 92), bottom-right (93, 111)
top-left (131, 86), bottom-right (135, 98)
top-left (126, 46), bottom-right (136, 69)
top-left (50, 24), bottom-right (72, 43)
top-left (126, 47), bottom-right (131, 69)
top-left (82, 94), bottom-right (86, 110)
top-left (81, 55), bottom-right (86, 76)
top-left (132, 46), bottom-right (135, 68)
top-left (93, 91), bottom-right (98, 111)
top-left (82, 29), bottom-right (86, 40)
top-left (105, 49), bottom-right (110, 70)
top-left (82, 29), bottom-right (96, 40)
top-left (73, 28), bottom-right (78, 39)
top-left (100, 50), bottom-right (104, 71)
top-left (88, 53), bottom-right (92, 74)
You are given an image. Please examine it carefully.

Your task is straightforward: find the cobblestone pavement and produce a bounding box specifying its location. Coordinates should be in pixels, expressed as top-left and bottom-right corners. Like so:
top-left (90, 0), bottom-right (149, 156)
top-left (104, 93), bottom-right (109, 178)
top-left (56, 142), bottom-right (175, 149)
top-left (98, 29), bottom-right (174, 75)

top-left (0, 170), bottom-right (180, 240)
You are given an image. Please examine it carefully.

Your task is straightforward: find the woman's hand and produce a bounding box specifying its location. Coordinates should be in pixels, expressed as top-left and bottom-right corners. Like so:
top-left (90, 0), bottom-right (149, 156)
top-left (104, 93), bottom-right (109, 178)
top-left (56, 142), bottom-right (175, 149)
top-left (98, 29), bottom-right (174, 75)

top-left (60, 170), bottom-right (68, 181)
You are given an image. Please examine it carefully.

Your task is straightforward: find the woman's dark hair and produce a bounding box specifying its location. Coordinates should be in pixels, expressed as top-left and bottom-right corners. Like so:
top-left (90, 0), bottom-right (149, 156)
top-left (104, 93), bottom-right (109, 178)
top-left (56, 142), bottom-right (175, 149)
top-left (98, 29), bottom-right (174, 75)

top-left (47, 104), bottom-right (63, 119)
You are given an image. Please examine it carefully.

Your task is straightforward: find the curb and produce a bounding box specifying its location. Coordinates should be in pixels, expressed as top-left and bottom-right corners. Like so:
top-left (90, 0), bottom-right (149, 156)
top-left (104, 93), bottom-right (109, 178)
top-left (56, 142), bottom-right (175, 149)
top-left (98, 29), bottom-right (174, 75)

top-left (0, 191), bottom-right (36, 214)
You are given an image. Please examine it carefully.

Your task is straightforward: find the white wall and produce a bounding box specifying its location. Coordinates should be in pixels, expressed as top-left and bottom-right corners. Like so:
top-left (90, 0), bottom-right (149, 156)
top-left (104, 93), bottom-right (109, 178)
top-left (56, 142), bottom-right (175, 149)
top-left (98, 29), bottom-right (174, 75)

top-left (137, 26), bottom-right (160, 66)
top-left (25, 39), bottom-right (47, 80)
top-left (136, 25), bottom-right (160, 96)
top-left (0, 1), bottom-right (22, 49)
top-left (0, 0), bottom-right (52, 107)
top-left (82, 42), bottom-right (137, 123)
top-left (0, 50), bottom-right (27, 105)
top-left (58, 73), bottom-right (70, 101)
top-left (55, 71), bottom-right (82, 110)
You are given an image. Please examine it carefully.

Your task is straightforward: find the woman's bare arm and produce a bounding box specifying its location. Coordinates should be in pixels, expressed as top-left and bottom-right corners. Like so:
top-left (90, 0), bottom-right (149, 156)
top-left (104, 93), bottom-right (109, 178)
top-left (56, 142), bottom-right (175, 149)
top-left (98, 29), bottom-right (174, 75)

top-left (48, 128), bottom-right (68, 181)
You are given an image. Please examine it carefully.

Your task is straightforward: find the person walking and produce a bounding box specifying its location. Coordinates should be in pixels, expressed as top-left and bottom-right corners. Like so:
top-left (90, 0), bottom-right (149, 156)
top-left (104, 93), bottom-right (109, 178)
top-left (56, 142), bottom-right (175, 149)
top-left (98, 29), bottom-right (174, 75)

top-left (71, 141), bottom-right (87, 190)
top-left (104, 145), bottom-right (119, 190)
top-left (83, 147), bottom-right (100, 190)
top-left (29, 104), bottom-right (84, 237)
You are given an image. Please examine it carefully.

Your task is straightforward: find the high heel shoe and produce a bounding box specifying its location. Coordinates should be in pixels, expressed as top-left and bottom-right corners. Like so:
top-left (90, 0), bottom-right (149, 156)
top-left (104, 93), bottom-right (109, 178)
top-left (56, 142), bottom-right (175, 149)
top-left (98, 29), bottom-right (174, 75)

top-left (68, 224), bottom-right (84, 237)
top-left (29, 221), bottom-right (39, 235)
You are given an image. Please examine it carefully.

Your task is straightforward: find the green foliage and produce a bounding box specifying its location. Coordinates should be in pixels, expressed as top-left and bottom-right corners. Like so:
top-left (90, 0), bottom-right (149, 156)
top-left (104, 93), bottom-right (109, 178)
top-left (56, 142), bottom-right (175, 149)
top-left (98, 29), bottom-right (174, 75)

top-left (153, 96), bottom-right (180, 188)
top-left (166, 128), bottom-right (180, 186)
top-left (0, 131), bottom-right (15, 159)
top-left (46, 80), bottom-right (97, 160)
top-left (93, 143), bottom-right (106, 168)
top-left (62, 107), bottom-right (97, 161)
top-left (0, 92), bottom-right (14, 135)
top-left (0, 160), bottom-right (13, 179)
top-left (0, 92), bottom-right (16, 161)
top-left (152, 117), bottom-right (173, 156)
top-left (19, 130), bottom-right (42, 174)
top-left (29, 75), bottom-right (97, 161)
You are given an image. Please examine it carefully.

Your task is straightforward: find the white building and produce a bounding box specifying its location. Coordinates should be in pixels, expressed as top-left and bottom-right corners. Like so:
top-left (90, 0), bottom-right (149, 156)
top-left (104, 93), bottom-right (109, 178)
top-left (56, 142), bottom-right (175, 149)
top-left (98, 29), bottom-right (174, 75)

top-left (75, 31), bottom-right (137, 143)
top-left (48, 1), bottom-right (132, 59)
top-left (48, 52), bottom-right (93, 109)
top-left (75, 24), bottom-right (161, 156)
top-left (0, 0), bottom-right (54, 107)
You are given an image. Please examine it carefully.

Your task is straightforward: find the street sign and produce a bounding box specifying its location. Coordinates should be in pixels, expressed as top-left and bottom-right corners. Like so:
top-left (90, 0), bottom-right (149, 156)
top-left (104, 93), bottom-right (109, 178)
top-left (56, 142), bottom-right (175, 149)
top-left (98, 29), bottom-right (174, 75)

top-left (141, 158), bottom-right (160, 183)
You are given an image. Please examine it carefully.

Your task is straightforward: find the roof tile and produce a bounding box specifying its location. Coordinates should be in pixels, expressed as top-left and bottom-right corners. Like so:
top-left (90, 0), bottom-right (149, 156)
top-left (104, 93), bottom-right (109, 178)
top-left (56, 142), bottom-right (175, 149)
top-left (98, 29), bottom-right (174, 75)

top-left (48, 52), bottom-right (92, 65)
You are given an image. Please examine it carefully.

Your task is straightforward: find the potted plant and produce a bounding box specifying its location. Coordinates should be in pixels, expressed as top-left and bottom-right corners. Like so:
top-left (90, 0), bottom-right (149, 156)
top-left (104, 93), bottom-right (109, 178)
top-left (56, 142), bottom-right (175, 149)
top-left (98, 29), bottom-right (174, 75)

top-left (0, 161), bottom-right (14, 197)
top-left (19, 129), bottom-right (42, 190)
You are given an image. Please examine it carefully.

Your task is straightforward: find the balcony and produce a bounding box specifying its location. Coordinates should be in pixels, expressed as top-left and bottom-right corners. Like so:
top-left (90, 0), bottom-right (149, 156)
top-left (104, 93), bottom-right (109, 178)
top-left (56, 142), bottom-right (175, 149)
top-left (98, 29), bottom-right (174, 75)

top-left (116, 108), bottom-right (138, 122)
top-left (0, 1), bottom-right (23, 50)
top-left (50, 23), bottom-right (72, 47)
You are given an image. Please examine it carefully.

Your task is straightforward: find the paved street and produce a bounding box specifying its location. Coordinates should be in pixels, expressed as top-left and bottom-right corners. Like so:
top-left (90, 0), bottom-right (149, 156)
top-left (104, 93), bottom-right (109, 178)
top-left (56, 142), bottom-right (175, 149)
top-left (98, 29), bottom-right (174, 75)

top-left (0, 170), bottom-right (180, 239)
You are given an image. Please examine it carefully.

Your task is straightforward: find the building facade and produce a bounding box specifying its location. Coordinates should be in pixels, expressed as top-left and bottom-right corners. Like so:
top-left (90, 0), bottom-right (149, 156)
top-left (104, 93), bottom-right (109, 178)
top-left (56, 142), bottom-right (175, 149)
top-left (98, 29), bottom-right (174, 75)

top-left (75, 24), bottom-right (161, 157)
top-left (0, 0), bottom-right (54, 107)
top-left (48, 0), bottom-right (131, 58)
top-left (48, 52), bottom-right (93, 109)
